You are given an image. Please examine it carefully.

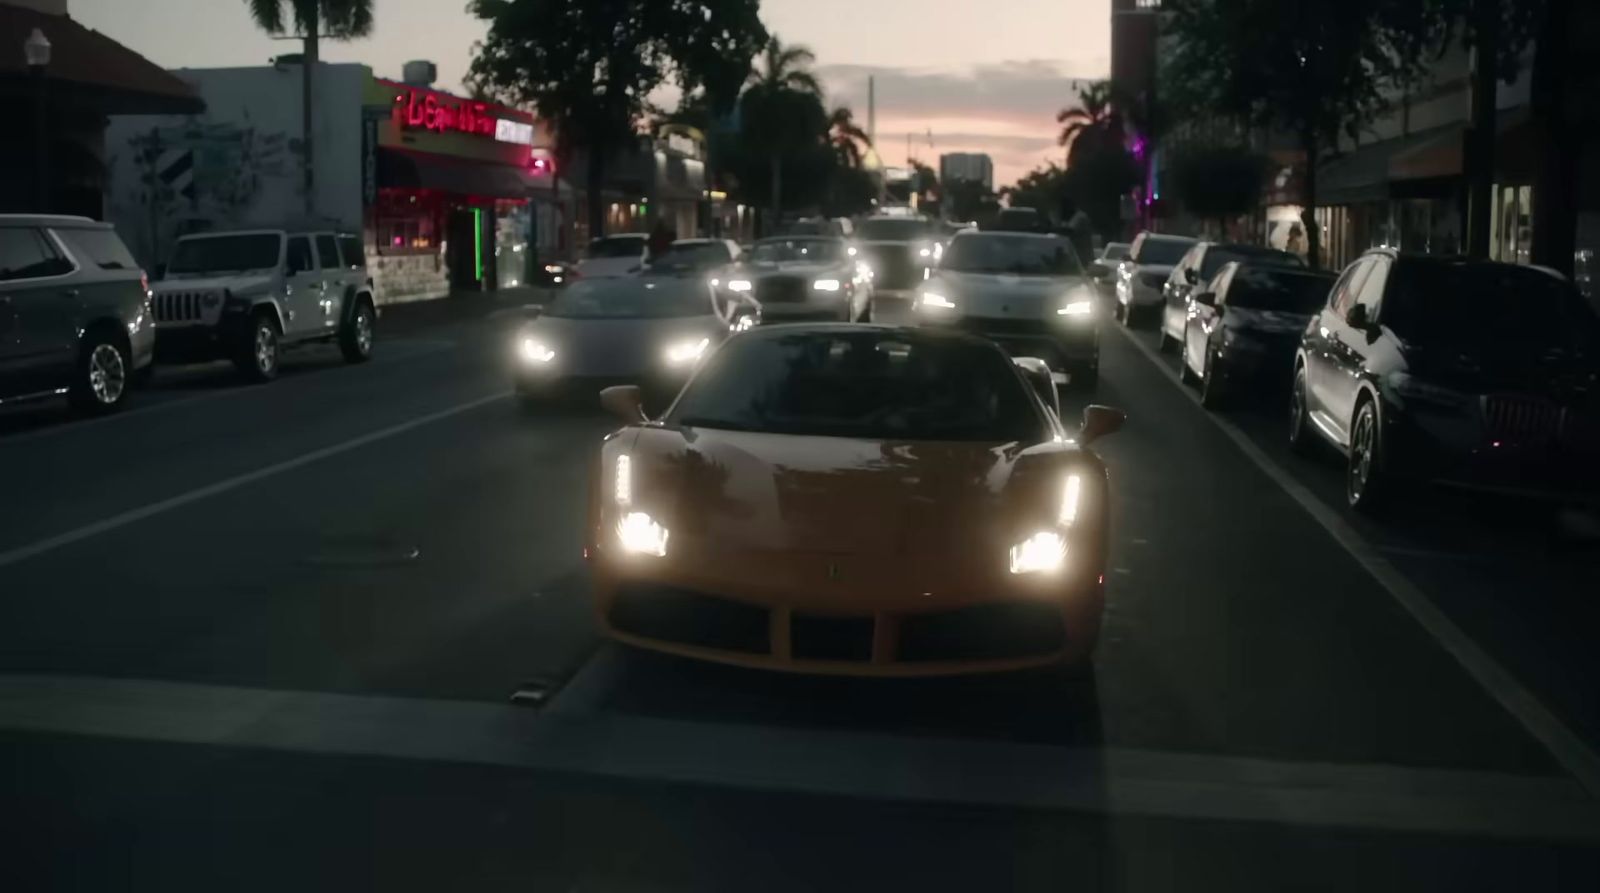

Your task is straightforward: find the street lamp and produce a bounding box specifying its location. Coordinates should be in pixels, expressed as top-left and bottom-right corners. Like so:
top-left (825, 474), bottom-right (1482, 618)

top-left (24, 27), bottom-right (52, 213)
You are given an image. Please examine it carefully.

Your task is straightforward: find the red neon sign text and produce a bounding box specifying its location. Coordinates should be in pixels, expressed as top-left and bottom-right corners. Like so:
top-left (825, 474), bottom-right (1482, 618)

top-left (393, 88), bottom-right (496, 138)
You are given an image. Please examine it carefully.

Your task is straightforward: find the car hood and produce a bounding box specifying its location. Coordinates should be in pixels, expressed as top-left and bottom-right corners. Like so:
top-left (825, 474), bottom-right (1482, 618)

top-left (522, 315), bottom-right (723, 377)
top-left (1226, 308), bottom-right (1314, 337)
top-left (1402, 340), bottom-right (1600, 403)
top-left (624, 426), bottom-right (1081, 555)
top-left (153, 272), bottom-right (274, 293)
top-left (741, 261), bottom-right (847, 278)
top-left (929, 272), bottom-right (1087, 317)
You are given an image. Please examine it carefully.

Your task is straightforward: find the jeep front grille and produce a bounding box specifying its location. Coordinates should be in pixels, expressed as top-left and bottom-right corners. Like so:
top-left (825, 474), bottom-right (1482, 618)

top-left (154, 291), bottom-right (216, 323)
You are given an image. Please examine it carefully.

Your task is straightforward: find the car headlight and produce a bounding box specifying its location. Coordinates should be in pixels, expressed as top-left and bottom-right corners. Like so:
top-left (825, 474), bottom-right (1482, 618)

top-left (664, 337), bottom-right (710, 365)
top-left (1009, 531), bottom-right (1067, 575)
top-left (614, 455), bottom-right (632, 506)
top-left (543, 264), bottom-right (564, 274)
top-left (617, 512), bottom-right (669, 557)
top-left (726, 279), bottom-right (753, 292)
top-left (519, 337), bottom-right (556, 364)
top-left (812, 278), bottom-right (842, 292)
top-left (847, 246), bottom-right (859, 257)
top-left (919, 291), bottom-right (955, 310)
top-left (1057, 300), bottom-right (1094, 318)
top-left (1059, 474), bottom-right (1082, 525)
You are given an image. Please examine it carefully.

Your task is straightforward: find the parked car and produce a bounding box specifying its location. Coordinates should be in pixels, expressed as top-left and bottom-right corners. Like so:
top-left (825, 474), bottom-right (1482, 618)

top-left (1290, 250), bottom-right (1600, 511)
top-left (644, 238), bottom-right (742, 281)
top-left (992, 206), bottom-right (1048, 233)
top-left (152, 229), bottom-right (375, 381)
top-left (576, 233), bottom-right (649, 279)
top-left (1087, 241), bottom-right (1131, 302)
top-left (1180, 262), bottom-right (1336, 408)
top-left (1115, 232), bottom-right (1196, 327)
top-left (513, 275), bottom-right (758, 412)
top-left (853, 215), bottom-right (944, 302)
top-left (724, 236), bottom-right (874, 323)
top-left (586, 324), bottom-right (1126, 675)
top-left (916, 231), bottom-right (1100, 388)
top-left (0, 215), bottom-right (154, 413)
top-left (784, 217), bottom-right (852, 238)
top-left (1159, 242), bottom-right (1305, 352)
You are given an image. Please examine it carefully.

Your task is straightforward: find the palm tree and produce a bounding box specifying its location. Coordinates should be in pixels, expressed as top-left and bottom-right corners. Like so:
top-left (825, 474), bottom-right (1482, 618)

top-left (246, 1), bottom-right (374, 216)
top-left (745, 34), bottom-right (820, 229)
top-left (1056, 79), bottom-right (1122, 166)
top-left (827, 106), bottom-right (872, 169)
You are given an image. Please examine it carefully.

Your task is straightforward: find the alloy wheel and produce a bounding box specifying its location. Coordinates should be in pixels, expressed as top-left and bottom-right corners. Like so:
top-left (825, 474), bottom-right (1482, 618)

top-left (256, 323), bottom-right (278, 375)
top-left (356, 308), bottom-right (374, 354)
top-left (1348, 406), bottom-right (1376, 504)
top-left (87, 343), bottom-right (126, 405)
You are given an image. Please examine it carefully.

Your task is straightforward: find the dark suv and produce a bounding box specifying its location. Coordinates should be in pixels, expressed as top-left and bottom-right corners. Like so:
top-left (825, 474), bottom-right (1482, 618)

top-left (1290, 249), bottom-right (1600, 511)
top-left (0, 215), bottom-right (154, 413)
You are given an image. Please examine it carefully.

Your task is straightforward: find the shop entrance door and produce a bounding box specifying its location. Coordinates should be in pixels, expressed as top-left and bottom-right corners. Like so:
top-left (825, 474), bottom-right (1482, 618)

top-left (447, 207), bottom-right (490, 292)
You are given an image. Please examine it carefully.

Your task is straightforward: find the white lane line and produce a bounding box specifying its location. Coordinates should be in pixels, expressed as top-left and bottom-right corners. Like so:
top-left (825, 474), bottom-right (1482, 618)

top-left (0, 392), bottom-right (508, 571)
top-left (0, 340), bottom-right (458, 449)
top-left (1, 674), bottom-right (1596, 842)
top-left (1110, 323), bottom-right (1600, 798)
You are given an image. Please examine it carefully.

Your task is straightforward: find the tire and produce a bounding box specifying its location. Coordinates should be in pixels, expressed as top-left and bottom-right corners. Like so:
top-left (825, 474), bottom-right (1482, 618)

top-left (1288, 365), bottom-right (1314, 455)
top-left (1179, 341), bottom-right (1199, 385)
top-left (1346, 398), bottom-right (1388, 513)
top-left (69, 331), bottom-right (131, 414)
top-left (234, 311), bottom-right (281, 382)
top-left (1199, 352), bottom-right (1226, 410)
top-left (339, 298), bottom-right (375, 363)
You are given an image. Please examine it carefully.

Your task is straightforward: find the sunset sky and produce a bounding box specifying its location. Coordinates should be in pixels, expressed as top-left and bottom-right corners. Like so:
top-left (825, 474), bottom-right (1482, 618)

top-left (70, 0), bottom-right (1109, 187)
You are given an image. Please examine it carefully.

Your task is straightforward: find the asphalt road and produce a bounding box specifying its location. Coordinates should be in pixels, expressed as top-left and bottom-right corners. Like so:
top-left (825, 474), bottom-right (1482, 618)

top-left (2, 297), bottom-right (1599, 890)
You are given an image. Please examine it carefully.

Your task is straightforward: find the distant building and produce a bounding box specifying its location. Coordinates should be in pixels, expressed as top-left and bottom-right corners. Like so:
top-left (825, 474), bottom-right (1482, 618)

top-left (939, 153), bottom-right (994, 191)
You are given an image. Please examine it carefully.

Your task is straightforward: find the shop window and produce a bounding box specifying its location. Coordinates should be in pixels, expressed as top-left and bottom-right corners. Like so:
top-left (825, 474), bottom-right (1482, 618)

top-left (1491, 184), bottom-right (1534, 265)
top-left (375, 190), bottom-right (439, 255)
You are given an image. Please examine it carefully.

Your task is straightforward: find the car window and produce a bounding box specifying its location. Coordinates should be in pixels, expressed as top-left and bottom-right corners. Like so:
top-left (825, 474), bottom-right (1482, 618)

top-left (1201, 245), bottom-right (1303, 279)
top-left (669, 331), bottom-right (1046, 442)
top-left (651, 242), bottom-right (732, 272)
top-left (286, 237), bottom-right (314, 275)
top-left (1384, 260), bottom-right (1600, 353)
top-left (338, 235), bottom-right (366, 270)
top-left (1356, 258), bottom-right (1389, 315)
top-left (855, 219), bottom-right (936, 241)
top-left (1329, 259), bottom-right (1371, 318)
top-left (544, 278), bottom-right (712, 319)
top-left (315, 235), bottom-right (340, 271)
top-left (56, 228), bottom-right (138, 272)
top-left (168, 234), bottom-right (282, 275)
top-left (588, 236), bottom-right (647, 258)
top-left (1132, 236), bottom-right (1192, 266)
top-left (0, 227), bottom-right (73, 281)
top-left (1224, 268), bottom-right (1338, 313)
top-left (941, 235), bottom-right (1081, 276)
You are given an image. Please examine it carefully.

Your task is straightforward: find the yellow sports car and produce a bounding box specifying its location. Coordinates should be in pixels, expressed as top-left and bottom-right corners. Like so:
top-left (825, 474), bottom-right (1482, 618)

top-left (586, 324), bottom-right (1124, 676)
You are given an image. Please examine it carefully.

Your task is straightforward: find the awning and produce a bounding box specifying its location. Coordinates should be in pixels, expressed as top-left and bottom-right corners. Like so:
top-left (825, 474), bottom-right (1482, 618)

top-left (1317, 126), bottom-right (1456, 205)
top-left (0, 5), bottom-right (202, 114)
top-left (378, 149), bottom-right (539, 198)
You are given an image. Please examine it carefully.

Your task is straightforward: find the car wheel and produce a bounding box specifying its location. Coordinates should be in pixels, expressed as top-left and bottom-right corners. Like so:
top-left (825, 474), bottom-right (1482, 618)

top-left (339, 299), bottom-right (375, 363)
top-left (69, 332), bottom-right (131, 414)
top-left (1199, 352), bottom-right (1225, 409)
top-left (234, 312), bottom-right (281, 382)
top-left (1288, 366), bottom-right (1314, 455)
top-left (1179, 341), bottom-right (1198, 385)
top-left (1346, 398), bottom-right (1388, 513)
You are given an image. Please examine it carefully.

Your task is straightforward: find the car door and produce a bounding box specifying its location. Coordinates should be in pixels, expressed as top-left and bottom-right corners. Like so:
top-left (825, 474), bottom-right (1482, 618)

top-left (0, 226), bottom-right (80, 397)
top-left (1304, 258), bottom-right (1371, 436)
top-left (282, 235), bottom-right (321, 338)
top-left (1323, 256), bottom-right (1390, 437)
top-left (314, 233), bottom-right (343, 333)
top-left (1190, 264), bottom-right (1234, 372)
top-left (1164, 245), bottom-right (1202, 334)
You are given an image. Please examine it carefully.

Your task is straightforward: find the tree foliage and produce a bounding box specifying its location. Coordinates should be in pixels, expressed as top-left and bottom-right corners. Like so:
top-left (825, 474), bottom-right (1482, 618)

top-left (467, 0), bottom-right (766, 235)
top-left (1167, 143), bottom-right (1269, 226)
top-left (1057, 80), bottom-right (1126, 166)
top-left (827, 106), bottom-right (872, 169)
top-left (245, 0), bottom-right (373, 37)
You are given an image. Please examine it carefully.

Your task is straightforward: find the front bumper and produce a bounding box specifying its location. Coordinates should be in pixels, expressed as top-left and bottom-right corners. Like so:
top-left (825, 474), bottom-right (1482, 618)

top-left (514, 366), bottom-right (691, 410)
top-left (588, 542), bottom-right (1105, 677)
top-left (1384, 401), bottom-right (1600, 503)
top-left (153, 321), bottom-right (247, 363)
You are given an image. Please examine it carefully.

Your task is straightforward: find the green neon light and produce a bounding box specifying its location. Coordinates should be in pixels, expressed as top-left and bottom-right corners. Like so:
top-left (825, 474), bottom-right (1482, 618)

top-left (473, 208), bottom-right (484, 282)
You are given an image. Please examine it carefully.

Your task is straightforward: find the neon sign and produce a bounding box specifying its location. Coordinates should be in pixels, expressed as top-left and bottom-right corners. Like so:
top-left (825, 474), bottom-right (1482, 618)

top-left (391, 86), bottom-right (533, 145)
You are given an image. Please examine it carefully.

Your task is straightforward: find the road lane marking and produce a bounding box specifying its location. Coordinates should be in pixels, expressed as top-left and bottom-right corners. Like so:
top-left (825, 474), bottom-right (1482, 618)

top-left (0, 392), bottom-right (508, 570)
top-left (1, 673), bottom-right (1596, 843)
top-left (1110, 323), bottom-right (1600, 798)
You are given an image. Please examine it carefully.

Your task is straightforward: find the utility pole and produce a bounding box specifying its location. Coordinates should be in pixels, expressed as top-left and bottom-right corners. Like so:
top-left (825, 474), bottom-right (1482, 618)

top-left (867, 76), bottom-right (876, 146)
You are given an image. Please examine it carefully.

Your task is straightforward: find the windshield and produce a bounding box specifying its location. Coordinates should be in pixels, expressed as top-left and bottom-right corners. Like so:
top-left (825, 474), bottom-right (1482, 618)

top-left (1202, 246), bottom-right (1303, 279)
top-left (1383, 261), bottom-right (1600, 352)
top-left (855, 218), bottom-right (936, 241)
top-left (650, 243), bottom-right (729, 272)
top-left (544, 279), bottom-right (710, 319)
top-left (941, 235), bottom-right (1081, 276)
top-left (1133, 236), bottom-right (1193, 266)
top-left (670, 331), bottom-right (1044, 441)
top-left (1225, 268), bottom-right (1335, 313)
top-left (166, 234), bottom-right (281, 275)
top-left (587, 236), bottom-right (646, 259)
top-left (785, 221), bottom-right (834, 236)
top-left (1101, 243), bottom-right (1131, 261)
top-left (747, 239), bottom-right (846, 264)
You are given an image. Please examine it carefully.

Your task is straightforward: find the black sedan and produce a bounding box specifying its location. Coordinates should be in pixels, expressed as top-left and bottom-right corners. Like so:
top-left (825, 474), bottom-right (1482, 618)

top-left (1181, 263), bottom-right (1335, 407)
top-left (1289, 250), bottom-right (1600, 512)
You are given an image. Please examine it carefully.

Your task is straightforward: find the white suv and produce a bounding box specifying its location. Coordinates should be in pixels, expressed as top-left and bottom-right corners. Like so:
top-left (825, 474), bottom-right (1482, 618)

top-left (151, 229), bottom-right (376, 380)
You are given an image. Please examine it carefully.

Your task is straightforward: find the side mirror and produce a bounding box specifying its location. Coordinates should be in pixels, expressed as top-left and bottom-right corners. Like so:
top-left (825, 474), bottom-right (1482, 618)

top-left (1079, 405), bottom-right (1126, 446)
top-left (1345, 302), bottom-right (1371, 329)
top-left (1012, 357), bottom-right (1059, 417)
top-left (1193, 291), bottom-right (1217, 308)
top-left (600, 385), bottom-right (647, 423)
top-left (1184, 268), bottom-right (1199, 284)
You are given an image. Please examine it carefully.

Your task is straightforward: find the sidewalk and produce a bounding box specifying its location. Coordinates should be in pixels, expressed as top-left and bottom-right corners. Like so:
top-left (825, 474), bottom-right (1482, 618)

top-left (377, 286), bottom-right (554, 334)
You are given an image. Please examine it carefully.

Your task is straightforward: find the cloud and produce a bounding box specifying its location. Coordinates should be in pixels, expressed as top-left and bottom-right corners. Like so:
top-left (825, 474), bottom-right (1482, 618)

top-left (815, 60), bottom-right (1099, 186)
